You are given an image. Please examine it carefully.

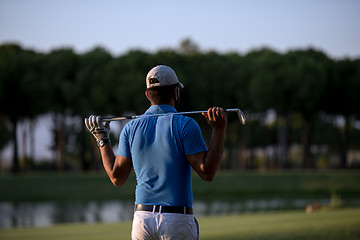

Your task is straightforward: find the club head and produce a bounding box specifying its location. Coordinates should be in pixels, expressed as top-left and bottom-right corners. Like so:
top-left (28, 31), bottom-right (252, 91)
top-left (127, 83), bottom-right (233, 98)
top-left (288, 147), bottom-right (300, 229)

top-left (235, 109), bottom-right (246, 125)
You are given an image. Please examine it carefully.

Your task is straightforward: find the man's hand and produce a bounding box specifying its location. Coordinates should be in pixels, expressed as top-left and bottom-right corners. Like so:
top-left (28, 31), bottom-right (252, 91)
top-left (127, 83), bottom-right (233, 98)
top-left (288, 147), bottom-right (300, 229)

top-left (202, 107), bottom-right (227, 130)
top-left (187, 107), bottom-right (227, 182)
top-left (84, 115), bottom-right (110, 145)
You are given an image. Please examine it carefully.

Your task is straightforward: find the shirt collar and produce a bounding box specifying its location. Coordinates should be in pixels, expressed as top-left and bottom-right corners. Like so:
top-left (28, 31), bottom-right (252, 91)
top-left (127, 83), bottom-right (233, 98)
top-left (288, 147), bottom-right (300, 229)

top-left (145, 105), bottom-right (177, 115)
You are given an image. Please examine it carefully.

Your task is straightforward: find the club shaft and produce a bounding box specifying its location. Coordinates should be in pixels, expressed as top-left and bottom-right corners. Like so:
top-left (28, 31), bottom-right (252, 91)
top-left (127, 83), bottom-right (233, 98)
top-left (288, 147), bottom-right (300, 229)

top-left (102, 108), bottom-right (246, 124)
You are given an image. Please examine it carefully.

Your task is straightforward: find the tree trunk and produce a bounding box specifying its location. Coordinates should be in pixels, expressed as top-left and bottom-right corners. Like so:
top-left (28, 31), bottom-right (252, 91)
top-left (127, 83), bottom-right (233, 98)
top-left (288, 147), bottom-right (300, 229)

top-left (302, 119), bottom-right (313, 169)
top-left (80, 117), bottom-right (89, 171)
top-left (237, 126), bottom-right (246, 170)
top-left (92, 139), bottom-right (101, 170)
top-left (53, 113), bottom-right (66, 171)
top-left (333, 116), bottom-right (349, 169)
top-left (29, 119), bottom-right (36, 170)
top-left (342, 117), bottom-right (350, 169)
top-left (260, 120), bottom-right (271, 170)
top-left (58, 113), bottom-right (66, 171)
top-left (11, 117), bottom-right (20, 173)
top-left (336, 116), bottom-right (349, 169)
top-left (277, 113), bottom-right (290, 169)
top-left (0, 150), bottom-right (3, 173)
top-left (21, 121), bottom-right (27, 170)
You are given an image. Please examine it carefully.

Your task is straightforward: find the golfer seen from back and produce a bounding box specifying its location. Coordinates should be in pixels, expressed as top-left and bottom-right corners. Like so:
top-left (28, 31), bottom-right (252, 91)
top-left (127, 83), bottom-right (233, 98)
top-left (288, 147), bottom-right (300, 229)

top-left (85, 65), bottom-right (227, 239)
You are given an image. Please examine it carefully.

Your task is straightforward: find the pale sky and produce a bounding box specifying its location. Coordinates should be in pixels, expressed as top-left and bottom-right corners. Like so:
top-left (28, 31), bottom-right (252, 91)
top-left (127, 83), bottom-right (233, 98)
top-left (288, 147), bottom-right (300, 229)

top-left (1, 0), bottom-right (360, 59)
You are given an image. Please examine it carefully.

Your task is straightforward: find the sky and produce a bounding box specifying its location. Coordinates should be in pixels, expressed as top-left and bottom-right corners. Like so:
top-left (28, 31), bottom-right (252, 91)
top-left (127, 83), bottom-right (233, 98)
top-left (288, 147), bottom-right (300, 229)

top-left (1, 0), bottom-right (360, 59)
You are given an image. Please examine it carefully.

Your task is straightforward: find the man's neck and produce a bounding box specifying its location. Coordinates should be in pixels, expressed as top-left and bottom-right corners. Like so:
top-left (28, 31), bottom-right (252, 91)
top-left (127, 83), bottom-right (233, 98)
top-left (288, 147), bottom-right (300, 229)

top-left (151, 100), bottom-right (175, 108)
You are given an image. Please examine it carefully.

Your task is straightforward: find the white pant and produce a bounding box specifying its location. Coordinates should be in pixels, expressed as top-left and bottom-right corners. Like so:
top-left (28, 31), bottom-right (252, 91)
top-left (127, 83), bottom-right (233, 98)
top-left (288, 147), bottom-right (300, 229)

top-left (131, 211), bottom-right (200, 240)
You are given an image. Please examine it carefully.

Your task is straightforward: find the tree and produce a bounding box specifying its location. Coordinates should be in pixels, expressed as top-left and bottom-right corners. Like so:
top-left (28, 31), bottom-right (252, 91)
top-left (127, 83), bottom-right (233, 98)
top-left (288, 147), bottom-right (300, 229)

top-left (283, 49), bottom-right (330, 168)
top-left (41, 48), bottom-right (78, 171)
top-left (248, 48), bottom-right (290, 168)
top-left (321, 58), bottom-right (360, 168)
top-left (178, 38), bottom-right (200, 55)
top-left (0, 44), bottom-right (39, 172)
top-left (75, 46), bottom-right (113, 170)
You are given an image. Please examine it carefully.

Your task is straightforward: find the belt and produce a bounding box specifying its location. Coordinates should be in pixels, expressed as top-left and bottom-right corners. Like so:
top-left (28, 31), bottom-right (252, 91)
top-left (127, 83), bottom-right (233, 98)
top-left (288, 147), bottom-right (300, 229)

top-left (135, 204), bottom-right (193, 215)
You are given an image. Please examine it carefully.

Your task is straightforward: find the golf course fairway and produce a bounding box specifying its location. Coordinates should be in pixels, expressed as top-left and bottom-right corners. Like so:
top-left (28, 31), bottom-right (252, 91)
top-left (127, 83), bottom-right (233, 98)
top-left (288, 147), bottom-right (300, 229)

top-left (1, 208), bottom-right (359, 240)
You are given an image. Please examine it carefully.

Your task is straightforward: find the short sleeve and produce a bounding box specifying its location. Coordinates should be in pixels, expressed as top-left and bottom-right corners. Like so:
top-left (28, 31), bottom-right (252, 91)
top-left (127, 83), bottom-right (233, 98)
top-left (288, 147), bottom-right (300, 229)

top-left (117, 124), bottom-right (132, 158)
top-left (182, 118), bottom-right (207, 155)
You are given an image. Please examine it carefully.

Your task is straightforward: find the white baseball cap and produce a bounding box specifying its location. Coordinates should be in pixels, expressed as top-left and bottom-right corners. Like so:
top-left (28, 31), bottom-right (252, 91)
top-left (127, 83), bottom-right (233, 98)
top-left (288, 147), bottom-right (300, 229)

top-left (146, 65), bottom-right (184, 89)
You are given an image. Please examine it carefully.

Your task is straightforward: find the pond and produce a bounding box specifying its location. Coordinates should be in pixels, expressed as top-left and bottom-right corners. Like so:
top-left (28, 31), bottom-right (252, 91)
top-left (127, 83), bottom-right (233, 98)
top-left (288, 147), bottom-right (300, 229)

top-left (3, 197), bottom-right (357, 229)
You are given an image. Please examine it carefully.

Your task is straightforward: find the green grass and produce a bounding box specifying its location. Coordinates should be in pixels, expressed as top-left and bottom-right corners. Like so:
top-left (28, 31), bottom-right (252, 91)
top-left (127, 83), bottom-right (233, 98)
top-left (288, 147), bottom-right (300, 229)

top-left (193, 170), bottom-right (360, 200)
top-left (1, 208), bottom-right (359, 240)
top-left (1, 170), bottom-right (360, 202)
top-left (200, 208), bottom-right (360, 240)
top-left (0, 172), bottom-right (136, 202)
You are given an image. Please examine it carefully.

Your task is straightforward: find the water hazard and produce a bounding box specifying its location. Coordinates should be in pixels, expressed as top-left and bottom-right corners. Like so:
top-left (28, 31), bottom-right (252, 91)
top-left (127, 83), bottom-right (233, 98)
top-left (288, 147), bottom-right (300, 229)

top-left (2, 198), bottom-right (355, 229)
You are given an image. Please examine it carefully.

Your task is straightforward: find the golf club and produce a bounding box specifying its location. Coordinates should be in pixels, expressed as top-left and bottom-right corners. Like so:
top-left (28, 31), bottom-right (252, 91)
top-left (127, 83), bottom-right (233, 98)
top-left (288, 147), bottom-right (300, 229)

top-left (102, 108), bottom-right (246, 125)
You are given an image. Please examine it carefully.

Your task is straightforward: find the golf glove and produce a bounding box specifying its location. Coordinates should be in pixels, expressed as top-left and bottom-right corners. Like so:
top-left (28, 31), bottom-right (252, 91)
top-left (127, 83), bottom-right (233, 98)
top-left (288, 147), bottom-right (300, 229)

top-left (84, 115), bottom-right (110, 147)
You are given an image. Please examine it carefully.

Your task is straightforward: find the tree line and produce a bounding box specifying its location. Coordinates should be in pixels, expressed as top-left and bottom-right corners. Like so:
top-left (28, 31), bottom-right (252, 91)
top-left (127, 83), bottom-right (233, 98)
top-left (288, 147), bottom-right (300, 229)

top-left (1, 40), bottom-right (360, 172)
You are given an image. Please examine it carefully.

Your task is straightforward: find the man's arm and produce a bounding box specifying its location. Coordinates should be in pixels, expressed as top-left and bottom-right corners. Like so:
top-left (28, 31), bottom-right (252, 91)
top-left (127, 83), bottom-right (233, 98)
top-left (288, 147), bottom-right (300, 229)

top-left (84, 115), bottom-right (133, 186)
top-left (100, 144), bottom-right (133, 186)
top-left (186, 107), bottom-right (227, 181)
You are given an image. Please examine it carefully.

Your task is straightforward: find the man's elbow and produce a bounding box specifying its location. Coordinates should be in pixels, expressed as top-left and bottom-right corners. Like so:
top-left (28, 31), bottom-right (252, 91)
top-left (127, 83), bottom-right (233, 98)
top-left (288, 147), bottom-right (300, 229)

top-left (111, 177), bottom-right (127, 186)
top-left (200, 168), bottom-right (216, 182)
top-left (201, 174), bottom-right (215, 182)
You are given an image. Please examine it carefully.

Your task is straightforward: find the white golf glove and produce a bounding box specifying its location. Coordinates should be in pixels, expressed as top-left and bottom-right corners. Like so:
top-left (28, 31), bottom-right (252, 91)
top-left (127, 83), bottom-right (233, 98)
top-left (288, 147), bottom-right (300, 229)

top-left (84, 115), bottom-right (111, 147)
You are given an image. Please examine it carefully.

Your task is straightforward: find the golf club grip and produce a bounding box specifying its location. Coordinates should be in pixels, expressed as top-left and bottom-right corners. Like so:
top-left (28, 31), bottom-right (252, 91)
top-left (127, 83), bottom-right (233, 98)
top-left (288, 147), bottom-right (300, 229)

top-left (102, 116), bottom-right (133, 122)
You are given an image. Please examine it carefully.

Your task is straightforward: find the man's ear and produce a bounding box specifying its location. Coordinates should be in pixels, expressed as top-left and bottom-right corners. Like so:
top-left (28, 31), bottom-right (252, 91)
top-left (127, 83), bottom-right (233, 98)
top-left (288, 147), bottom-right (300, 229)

top-left (174, 87), bottom-right (179, 100)
top-left (145, 91), bottom-right (150, 101)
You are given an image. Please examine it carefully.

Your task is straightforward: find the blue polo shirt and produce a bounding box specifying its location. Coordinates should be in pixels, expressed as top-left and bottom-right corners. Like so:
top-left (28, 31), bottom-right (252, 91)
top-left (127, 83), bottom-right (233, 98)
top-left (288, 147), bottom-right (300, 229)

top-left (117, 105), bottom-right (207, 208)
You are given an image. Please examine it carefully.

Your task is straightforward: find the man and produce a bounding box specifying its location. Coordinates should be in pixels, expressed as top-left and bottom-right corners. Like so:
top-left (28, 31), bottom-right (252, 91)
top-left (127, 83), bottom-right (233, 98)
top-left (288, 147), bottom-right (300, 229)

top-left (85, 65), bottom-right (227, 239)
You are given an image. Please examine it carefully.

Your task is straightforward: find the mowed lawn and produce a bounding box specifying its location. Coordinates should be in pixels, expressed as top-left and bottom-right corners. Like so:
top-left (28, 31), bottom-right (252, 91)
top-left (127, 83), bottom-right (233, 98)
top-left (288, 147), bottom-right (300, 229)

top-left (1, 208), bottom-right (359, 240)
top-left (1, 170), bottom-right (360, 202)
